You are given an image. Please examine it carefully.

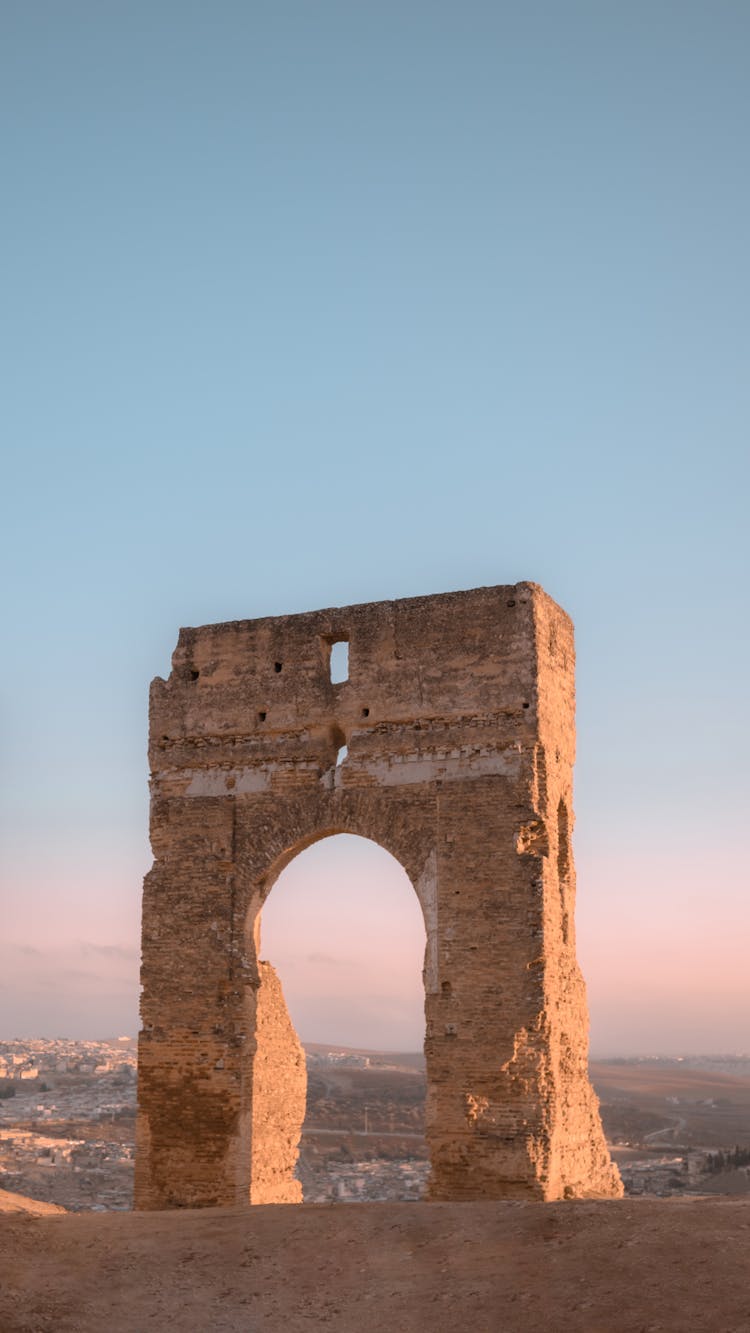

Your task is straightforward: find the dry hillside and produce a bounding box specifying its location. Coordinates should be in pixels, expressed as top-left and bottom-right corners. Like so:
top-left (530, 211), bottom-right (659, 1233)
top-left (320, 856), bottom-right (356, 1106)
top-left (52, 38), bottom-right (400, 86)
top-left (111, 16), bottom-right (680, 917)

top-left (2, 1198), bottom-right (749, 1332)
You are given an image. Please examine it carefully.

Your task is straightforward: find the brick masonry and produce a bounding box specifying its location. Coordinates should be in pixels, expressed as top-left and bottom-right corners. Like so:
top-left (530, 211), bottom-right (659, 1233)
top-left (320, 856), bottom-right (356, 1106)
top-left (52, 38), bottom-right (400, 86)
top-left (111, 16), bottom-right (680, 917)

top-left (134, 583), bottom-right (622, 1206)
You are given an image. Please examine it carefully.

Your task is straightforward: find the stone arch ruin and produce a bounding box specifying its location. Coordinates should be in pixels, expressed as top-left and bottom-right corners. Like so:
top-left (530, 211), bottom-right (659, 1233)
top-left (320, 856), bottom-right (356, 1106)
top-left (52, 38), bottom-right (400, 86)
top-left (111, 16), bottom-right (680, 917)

top-left (134, 583), bottom-right (622, 1207)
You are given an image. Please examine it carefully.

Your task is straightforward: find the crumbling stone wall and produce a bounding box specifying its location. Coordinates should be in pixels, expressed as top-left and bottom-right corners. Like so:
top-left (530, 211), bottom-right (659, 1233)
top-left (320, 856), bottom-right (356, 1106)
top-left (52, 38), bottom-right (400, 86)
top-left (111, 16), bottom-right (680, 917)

top-left (135, 583), bottom-right (622, 1208)
top-left (250, 962), bottom-right (306, 1203)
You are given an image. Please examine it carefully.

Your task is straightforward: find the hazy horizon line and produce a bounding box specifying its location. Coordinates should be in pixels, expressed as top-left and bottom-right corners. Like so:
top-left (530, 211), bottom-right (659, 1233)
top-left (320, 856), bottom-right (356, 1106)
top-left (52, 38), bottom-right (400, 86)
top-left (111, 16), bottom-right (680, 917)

top-left (1, 1033), bottom-right (748, 1062)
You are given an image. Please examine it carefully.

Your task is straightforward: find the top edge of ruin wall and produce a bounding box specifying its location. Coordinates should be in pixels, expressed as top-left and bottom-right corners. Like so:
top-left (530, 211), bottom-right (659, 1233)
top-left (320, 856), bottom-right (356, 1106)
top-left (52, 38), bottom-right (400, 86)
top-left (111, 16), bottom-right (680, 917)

top-left (158, 582), bottom-right (571, 679)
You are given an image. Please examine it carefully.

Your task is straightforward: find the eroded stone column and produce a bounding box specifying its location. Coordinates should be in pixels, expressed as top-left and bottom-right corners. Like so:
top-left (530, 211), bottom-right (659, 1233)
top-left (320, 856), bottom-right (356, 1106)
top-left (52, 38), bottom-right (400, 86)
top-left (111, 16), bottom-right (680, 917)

top-left (249, 962), bottom-right (306, 1203)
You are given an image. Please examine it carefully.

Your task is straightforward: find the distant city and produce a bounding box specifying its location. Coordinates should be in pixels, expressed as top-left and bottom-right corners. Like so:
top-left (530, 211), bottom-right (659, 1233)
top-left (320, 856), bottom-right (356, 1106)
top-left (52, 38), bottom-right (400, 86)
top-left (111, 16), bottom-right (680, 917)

top-left (1, 1039), bottom-right (749, 1210)
top-left (0, 1038), bottom-right (137, 1212)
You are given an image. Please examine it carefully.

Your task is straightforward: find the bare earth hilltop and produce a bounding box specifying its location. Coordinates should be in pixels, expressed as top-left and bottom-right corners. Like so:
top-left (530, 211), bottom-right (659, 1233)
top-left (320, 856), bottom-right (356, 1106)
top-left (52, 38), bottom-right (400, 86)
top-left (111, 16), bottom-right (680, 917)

top-left (2, 1198), bottom-right (749, 1332)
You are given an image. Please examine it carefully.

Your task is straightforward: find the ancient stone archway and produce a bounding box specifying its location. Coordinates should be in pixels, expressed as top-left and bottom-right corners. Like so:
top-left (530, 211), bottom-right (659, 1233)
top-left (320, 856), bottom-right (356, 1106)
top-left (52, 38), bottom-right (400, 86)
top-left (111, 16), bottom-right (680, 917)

top-left (250, 830), bottom-right (426, 1202)
top-left (134, 583), bottom-right (622, 1208)
top-left (258, 831), bottom-right (426, 1051)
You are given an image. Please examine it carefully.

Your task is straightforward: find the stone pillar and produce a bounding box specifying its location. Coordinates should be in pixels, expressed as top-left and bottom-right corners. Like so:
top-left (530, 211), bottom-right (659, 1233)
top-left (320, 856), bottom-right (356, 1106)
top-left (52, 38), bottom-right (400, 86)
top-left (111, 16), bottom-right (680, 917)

top-left (249, 962), bottom-right (306, 1204)
top-left (134, 798), bottom-right (253, 1209)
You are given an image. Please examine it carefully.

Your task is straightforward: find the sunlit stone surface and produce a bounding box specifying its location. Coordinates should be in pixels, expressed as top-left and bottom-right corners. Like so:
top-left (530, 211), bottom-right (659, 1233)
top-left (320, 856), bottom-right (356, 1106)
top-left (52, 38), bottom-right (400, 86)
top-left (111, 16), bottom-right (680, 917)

top-left (135, 584), bottom-right (621, 1207)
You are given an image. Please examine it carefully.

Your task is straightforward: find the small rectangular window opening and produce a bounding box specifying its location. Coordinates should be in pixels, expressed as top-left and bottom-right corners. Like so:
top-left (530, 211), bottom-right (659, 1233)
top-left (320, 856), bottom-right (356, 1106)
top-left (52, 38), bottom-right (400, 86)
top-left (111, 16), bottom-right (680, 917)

top-left (329, 639), bottom-right (349, 684)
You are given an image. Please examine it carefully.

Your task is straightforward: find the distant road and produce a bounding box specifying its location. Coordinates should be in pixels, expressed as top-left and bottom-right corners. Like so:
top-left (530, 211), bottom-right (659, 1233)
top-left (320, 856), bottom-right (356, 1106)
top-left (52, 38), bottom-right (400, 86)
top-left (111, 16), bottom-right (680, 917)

top-left (644, 1117), bottom-right (688, 1145)
top-left (302, 1126), bottom-right (425, 1140)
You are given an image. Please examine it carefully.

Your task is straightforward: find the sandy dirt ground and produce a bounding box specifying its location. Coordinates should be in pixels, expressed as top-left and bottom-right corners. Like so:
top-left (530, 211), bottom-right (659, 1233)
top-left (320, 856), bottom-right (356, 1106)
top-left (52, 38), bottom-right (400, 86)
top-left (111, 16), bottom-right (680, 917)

top-left (2, 1198), bottom-right (749, 1332)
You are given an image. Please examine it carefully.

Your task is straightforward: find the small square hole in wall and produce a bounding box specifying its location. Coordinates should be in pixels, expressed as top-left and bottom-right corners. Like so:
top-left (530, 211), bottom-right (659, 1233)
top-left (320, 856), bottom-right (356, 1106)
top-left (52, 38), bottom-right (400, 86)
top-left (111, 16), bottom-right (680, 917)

top-left (329, 640), bottom-right (349, 684)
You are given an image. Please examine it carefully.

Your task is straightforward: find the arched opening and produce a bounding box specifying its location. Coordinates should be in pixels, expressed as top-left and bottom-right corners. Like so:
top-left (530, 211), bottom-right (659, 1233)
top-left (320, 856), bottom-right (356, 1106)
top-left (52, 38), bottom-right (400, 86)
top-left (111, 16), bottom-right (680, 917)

top-left (257, 833), bottom-right (428, 1203)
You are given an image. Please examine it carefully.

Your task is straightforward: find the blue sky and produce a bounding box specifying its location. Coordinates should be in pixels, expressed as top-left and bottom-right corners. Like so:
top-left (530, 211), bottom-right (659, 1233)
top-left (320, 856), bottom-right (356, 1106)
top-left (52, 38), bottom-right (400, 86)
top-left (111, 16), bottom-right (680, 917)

top-left (1, 1), bottom-right (748, 1051)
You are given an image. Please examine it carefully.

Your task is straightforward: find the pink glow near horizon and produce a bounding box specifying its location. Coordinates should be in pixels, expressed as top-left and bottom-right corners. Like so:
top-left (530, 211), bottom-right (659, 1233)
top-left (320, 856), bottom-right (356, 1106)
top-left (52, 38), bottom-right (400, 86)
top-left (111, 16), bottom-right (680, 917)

top-left (577, 843), bottom-right (748, 1056)
top-left (260, 835), bottom-right (426, 1051)
top-left (2, 831), bottom-right (746, 1055)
